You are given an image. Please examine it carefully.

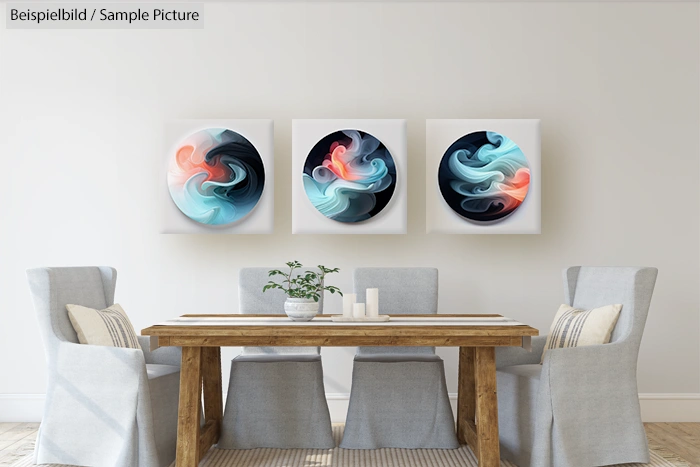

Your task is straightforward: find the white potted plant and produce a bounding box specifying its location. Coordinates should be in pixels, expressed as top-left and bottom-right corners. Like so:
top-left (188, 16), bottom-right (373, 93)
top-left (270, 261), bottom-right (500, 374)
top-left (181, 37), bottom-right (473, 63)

top-left (263, 261), bottom-right (342, 321)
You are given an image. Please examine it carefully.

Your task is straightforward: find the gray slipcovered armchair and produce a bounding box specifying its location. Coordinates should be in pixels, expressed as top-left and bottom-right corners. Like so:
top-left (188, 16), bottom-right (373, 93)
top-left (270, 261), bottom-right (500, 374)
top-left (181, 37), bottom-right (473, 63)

top-left (217, 267), bottom-right (334, 449)
top-left (495, 266), bottom-right (658, 467)
top-left (340, 267), bottom-right (459, 449)
top-left (26, 267), bottom-right (181, 467)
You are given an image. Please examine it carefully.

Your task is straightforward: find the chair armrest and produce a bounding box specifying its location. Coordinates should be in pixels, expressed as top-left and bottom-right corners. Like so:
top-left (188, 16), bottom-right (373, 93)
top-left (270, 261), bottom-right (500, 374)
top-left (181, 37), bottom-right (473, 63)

top-left (42, 341), bottom-right (148, 465)
top-left (544, 341), bottom-right (634, 383)
top-left (138, 336), bottom-right (182, 367)
top-left (538, 341), bottom-right (641, 444)
top-left (52, 340), bottom-right (147, 402)
top-left (496, 335), bottom-right (547, 369)
top-left (57, 339), bottom-right (146, 370)
top-left (542, 341), bottom-right (638, 405)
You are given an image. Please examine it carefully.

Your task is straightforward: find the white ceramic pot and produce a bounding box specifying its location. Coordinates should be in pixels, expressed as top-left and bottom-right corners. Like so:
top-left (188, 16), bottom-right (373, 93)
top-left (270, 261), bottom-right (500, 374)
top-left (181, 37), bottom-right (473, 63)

top-left (284, 297), bottom-right (319, 321)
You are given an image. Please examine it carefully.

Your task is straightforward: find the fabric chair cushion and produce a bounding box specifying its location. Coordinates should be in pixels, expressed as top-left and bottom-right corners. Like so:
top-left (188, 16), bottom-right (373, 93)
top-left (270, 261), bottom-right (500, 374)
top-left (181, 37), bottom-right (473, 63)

top-left (66, 303), bottom-right (140, 349)
top-left (541, 303), bottom-right (622, 363)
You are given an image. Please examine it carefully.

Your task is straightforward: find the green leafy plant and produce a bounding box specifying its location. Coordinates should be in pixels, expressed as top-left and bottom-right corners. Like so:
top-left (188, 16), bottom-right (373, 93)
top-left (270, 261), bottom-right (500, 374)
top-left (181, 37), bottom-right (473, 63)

top-left (263, 261), bottom-right (342, 302)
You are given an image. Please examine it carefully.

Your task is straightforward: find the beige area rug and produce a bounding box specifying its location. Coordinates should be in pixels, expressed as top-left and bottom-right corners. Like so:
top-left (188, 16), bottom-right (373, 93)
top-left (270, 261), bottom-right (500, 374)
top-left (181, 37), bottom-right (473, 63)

top-left (10, 425), bottom-right (690, 467)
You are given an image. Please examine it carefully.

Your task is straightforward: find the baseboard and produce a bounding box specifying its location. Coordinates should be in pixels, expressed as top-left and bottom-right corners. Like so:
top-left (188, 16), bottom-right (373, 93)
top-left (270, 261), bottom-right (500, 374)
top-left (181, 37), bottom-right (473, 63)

top-left (0, 394), bottom-right (45, 422)
top-left (638, 393), bottom-right (700, 423)
top-left (3, 393), bottom-right (699, 423)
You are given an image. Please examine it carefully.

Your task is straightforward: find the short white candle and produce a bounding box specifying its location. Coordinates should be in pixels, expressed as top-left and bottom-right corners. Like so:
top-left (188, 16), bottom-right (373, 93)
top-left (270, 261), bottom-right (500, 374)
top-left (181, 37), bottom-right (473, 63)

top-left (342, 293), bottom-right (357, 318)
top-left (366, 288), bottom-right (379, 318)
top-left (353, 303), bottom-right (366, 319)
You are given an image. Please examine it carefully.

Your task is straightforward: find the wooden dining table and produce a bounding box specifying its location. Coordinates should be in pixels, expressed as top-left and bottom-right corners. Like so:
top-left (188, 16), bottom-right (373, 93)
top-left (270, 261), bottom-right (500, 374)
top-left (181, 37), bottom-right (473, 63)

top-left (141, 314), bottom-right (538, 467)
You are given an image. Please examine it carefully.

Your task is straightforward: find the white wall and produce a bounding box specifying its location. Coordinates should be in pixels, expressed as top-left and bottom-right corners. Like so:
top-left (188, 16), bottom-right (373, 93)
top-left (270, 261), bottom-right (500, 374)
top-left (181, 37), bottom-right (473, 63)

top-left (1, 2), bottom-right (699, 420)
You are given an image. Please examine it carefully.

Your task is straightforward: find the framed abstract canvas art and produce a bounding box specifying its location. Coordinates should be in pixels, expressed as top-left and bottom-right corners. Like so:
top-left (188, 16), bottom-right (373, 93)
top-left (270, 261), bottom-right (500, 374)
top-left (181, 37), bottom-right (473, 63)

top-left (161, 119), bottom-right (274, 234)
top-left (292, 119), bottom-right (407, 234)
top-left (426, 119), bottom-right (541, 234)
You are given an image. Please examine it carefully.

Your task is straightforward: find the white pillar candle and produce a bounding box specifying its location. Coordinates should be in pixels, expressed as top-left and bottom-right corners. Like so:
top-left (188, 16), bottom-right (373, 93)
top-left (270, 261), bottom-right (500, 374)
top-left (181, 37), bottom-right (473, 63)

top-left (353, 302), bottom-right (366, 319)
top-left (366, 288), bottom-right (379, 318)
top-left (342, 293), bottom-right (357, 318)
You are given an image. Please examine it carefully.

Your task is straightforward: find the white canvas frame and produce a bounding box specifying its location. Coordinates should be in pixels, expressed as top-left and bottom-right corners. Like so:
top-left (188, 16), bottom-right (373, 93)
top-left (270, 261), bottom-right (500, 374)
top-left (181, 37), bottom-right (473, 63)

top-left (161, 119), bottom-right (274, 234)
top-left (292, 119), bottom-right (407, 234)
top-left (426, 119), bottom-right (541, 234)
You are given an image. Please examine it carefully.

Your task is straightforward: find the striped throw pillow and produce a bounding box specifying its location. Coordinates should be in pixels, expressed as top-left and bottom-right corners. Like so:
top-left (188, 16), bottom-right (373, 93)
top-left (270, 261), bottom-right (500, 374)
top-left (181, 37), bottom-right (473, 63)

top-left (66, 303), bottom-right (140, 349)
top-left (541, 303), bottom-right (622, 363)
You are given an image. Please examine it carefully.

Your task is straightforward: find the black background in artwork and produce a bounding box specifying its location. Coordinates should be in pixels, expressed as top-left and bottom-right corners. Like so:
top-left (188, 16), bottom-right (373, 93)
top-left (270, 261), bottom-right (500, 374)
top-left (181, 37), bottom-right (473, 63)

top-left (204, 129), bottom-right (265, 206)
top-left (438, 131), bottom-right (511, 222)
top-left (304, 130), bottom-right (396, 221)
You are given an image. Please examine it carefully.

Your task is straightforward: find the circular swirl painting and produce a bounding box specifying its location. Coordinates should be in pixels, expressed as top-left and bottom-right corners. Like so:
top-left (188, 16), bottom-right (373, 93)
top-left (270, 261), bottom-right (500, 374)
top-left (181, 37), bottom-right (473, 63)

top-left (302, 130), bottom-right (397, 223)
top-left (438, 131), bottom-right (530, 222)
top-left (167, 128), bottom-right (265, 225)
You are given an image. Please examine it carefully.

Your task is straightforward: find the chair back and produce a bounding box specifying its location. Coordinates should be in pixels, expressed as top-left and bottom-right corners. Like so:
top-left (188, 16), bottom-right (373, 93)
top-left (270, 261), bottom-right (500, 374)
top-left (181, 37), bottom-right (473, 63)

top-left (26, 267), bottom-right (117, 357)
top-left (354, 267), bottom-right (438, 356)
top-left (239, 267), bottom-right (323, 355)
top-left (354, 267), bottom-right (438, 315)
top-left (564, 266), bottom-right (658, 348)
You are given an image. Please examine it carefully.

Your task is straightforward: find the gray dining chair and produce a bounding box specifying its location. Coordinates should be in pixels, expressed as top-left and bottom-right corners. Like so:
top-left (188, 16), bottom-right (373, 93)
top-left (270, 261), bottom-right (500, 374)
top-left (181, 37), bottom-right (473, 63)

top-left (217, 267), bottom-right (334, 449)
top-left (340, 267), bottom-right (459, 449)
top-left (495, 266), bottom-right (658, 467)
top-left (26, 267), bottom-right (181, 467)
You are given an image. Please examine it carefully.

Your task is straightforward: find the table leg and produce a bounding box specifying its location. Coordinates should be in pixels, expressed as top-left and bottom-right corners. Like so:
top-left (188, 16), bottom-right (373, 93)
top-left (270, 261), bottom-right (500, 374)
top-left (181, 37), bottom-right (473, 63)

top-left (475, 347), bottom-right (500, 467)
top-left (176, 346), bottom-right (203, 467)
top-left (458, 347), bottom-right (500, 466)
top-left (457, 347), bottom-right (476, 447)
top-left (199, 347), bottom-right (223, 461)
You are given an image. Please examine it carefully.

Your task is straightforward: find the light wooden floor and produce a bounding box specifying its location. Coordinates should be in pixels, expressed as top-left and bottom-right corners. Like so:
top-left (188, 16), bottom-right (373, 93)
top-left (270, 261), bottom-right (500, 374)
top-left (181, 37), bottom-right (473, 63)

top-left (0, 422), bottom-right (698, 466)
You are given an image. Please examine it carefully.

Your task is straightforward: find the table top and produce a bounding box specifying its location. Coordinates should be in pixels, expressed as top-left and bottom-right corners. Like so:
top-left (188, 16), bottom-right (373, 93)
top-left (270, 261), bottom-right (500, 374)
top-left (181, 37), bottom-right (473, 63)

top-left (141, 314), bottom-right (539, 338)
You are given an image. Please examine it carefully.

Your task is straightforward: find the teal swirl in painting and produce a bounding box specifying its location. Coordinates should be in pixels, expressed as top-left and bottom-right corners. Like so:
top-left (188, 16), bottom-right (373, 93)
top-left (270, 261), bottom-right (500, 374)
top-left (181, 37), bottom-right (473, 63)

top-left (438, 131), bottom-right (530, 222)
top-left (302, 130), bottom-right (396, 223)
top-left (167, 128), bottom-right (265, 225)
